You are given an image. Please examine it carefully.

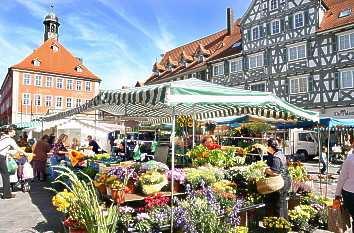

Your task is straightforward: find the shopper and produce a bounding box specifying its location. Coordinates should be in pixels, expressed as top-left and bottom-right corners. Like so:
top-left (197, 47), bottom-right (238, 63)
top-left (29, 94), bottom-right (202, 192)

top-left (265, 138), bottom-right (291, 218)
top-left (32, 135), bottom-right (51, 181)
top-left (0, 127), bottom-right (27, 199)
top-left (320, 146), bottom-right (328, 175)
top-left (201, 135), bottom-right (221, 150)
top-left (87, 135), bottom-right (101, 154)
top-left (335, 137), bottom-right (354, 233)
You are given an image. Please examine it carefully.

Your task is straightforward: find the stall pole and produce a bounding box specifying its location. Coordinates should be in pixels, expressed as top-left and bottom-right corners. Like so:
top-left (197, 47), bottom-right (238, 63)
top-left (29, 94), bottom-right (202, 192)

top-left (94, 110), bottom-right (97, 139)
top-left (170, 107), bottom-right (176, 233)
top-left (192, 105), bottom-right (196, 147)
top-left (41, 118), bottom-right (44, 137)
top-left (326, 127), bottom-right (330, 198)
top-left (317, 125), bottom-right (322, 196)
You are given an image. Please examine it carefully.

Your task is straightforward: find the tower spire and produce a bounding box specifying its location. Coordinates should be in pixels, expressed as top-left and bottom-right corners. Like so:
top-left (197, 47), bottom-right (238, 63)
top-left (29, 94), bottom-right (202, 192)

top-left (43, 0), bottom-right (60, 42)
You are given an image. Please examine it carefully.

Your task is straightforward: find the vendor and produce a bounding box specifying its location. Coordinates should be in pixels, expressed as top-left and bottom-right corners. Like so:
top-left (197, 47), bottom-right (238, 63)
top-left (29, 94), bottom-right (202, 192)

top-left (265, 138), bottom-right (291, 218)
top-left (201, 135), bottom-right (221, 150)
top-left (87, 135), bottom-right (101, 154)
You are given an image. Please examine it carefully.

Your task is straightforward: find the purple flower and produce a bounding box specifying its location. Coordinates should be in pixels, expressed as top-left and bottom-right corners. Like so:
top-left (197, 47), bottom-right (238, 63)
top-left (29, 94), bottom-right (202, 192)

top-left (227, 199), bottom-right (244, 227)
top-left (166, 169), bottom-right (186, 184)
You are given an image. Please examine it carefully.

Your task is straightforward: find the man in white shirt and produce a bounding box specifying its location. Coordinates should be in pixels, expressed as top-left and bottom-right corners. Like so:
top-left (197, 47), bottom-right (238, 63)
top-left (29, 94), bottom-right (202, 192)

top-left (0, 127), bottom-right (26, 199)
top-left (335, 138), bottom-right (354, 233)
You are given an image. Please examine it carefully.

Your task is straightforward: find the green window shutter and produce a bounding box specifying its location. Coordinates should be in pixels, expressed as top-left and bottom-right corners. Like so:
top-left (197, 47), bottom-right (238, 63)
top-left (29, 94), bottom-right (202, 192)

top-left (304, 10), bottom-right (309, 25)
top-left (334, 72), bottom-right (340, 89)
top-left (224, 61), bottom-right (229, 75)
top-left (308, 76), bottom-right (314, 92)
top-left (280, 19), bottom-right (285, 32)
top-left (288, 15), bottom-right (294, 29)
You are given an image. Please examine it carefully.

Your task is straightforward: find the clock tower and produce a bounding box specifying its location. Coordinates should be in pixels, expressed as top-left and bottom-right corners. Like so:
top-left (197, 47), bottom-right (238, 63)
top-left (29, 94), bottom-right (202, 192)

top-left (43, 6), bottom-right (60, 42)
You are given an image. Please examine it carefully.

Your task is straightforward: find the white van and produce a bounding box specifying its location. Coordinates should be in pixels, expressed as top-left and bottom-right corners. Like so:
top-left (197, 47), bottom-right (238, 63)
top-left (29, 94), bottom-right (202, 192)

top-left (284, 129), bottom-right (319, 161)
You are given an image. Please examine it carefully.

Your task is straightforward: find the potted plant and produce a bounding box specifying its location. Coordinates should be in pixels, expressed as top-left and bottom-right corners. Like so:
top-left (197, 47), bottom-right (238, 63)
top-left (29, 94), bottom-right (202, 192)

top-left (262, 217), bottom-right (292, 233)
top-left (165, 169), bottom-right (186, 192)
top-left (138, 171), bottom-right (168, 196)
top-left (289, 205), bottom-right (317, 232)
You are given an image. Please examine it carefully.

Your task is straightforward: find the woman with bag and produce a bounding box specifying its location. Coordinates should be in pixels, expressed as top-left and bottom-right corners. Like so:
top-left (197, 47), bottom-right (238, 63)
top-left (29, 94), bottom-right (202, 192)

top-left (0, 126), bottom-right (27, 199)
top-left (264, 138), bottom-right (291, 218)
top-left (335, 137), bottom-right (354, 233)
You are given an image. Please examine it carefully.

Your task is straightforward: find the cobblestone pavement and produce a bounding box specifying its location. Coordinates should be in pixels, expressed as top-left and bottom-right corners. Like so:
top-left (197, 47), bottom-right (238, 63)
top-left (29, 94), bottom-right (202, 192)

top-left (0, 161), bottom-right (351, 232)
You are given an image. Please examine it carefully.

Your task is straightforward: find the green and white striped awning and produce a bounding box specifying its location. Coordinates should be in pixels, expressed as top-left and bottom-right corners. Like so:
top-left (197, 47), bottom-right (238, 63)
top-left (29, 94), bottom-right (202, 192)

top-left (44, 78), bottom-right (319, 123)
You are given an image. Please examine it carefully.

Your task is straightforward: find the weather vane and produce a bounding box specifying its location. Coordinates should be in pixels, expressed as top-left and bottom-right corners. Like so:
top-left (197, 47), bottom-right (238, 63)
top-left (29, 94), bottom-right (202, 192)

top-left (50, 0), bottom-right (55, 11)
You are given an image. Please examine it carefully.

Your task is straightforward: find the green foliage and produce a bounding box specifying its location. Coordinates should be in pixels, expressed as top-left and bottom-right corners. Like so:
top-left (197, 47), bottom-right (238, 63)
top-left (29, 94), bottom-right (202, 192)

top-left (263, 217), bottom-right (292, 233)
top-left (51, 166), bottom-right (119, 233)
top-left (184, 167), bottom-right (224, 188)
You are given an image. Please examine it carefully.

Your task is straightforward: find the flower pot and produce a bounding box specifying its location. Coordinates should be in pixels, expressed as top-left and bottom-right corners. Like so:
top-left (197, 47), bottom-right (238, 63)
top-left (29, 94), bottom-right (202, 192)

top-left (111, 188), bottom-right (118, 200)
top-left (69, 228), bottom-right (87, 233)
top-left (96, 184), bottom-right (107, 195)
top-left (288, 195), bottom-right (301, 210)
top-left (169, 181), bottom-right (183, 193)
top-left (115, 190), bottom-right (126, 204)
top-left (125, 181), bottom-right (136, 194)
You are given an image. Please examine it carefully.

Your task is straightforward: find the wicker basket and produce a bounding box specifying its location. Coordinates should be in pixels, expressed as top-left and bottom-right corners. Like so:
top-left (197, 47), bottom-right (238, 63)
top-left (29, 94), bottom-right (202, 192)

top-left (256, 175), bottom-right (284, 194)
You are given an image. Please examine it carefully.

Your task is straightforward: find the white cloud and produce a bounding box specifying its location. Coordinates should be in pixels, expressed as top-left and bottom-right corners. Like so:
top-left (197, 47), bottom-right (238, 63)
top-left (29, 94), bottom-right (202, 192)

top-left (97, 0), bottom-right (176, 53)
top-left (14, 0), bottom-right (48, 19)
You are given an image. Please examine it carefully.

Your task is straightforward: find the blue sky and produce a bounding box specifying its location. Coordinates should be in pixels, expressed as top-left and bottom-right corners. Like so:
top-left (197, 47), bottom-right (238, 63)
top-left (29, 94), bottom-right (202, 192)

top-left (0, 0), bottom-right (249, 89)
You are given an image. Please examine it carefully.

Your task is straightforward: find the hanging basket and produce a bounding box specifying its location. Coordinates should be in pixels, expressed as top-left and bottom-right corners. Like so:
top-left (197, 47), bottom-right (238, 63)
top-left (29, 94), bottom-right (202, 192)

top-left (256, 175), bottom-right (284, 194)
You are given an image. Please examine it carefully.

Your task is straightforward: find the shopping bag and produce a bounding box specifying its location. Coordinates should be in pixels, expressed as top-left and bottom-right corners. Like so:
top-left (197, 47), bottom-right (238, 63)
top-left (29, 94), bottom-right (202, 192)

top-left (6, 156), bottom-right (18, 175)
top-left (133, 145), bottom-right (141, 161)
top-left (328, 205), bottom-right (351, 233)
top-left (23, 162), bottom-right (34, 179)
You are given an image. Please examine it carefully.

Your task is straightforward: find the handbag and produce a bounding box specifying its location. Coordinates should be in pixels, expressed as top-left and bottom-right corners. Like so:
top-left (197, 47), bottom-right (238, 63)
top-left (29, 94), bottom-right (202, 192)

top-left (6, 156), bottom-right (18, 175)
top-left (328, 205), bottom-right (351, 233)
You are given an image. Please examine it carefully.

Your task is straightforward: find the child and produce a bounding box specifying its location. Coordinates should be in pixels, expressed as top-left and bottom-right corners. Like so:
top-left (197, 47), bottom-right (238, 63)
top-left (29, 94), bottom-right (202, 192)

top-left (320, 146), bottom-right (328, 175)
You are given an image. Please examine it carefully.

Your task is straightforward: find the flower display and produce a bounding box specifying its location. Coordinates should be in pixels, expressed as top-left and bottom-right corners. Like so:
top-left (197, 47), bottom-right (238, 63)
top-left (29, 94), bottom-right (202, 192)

top-left (241, 161), bottom-right (267, 182)
top-left (263, 217), bottom-right (292, 233)
top-left (52, 189), bottom-right (76, 213)
top-left (165, 169), bottom-right (186, 184)
top-left (212, 180), bottom-right (237, 194)
top-left (138, 171), bottom-right (168, 195)
top-left (184, 166), bottom-right (224, 188)
top-left (289, 204), bottom-right (317, 231)
top-left (140, 160), bottom-right (169, 173)
top-left (186, 145), bottom-right (237, 167)
top-left (107, 166), bottom-right (138, 190)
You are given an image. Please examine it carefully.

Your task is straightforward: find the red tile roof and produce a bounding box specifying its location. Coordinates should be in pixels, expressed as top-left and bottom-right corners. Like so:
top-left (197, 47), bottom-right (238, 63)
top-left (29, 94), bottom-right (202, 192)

top-left (146, 19), bottom-right (241, 84)
top-left (12, 38), bottom-right (100, 80)
top-left (319, 0), bottom-right (354, 32)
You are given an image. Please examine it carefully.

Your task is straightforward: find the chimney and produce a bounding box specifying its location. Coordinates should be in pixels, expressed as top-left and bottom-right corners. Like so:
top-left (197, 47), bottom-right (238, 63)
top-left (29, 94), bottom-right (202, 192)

top-left (227, 7), bottom-right (234, 35)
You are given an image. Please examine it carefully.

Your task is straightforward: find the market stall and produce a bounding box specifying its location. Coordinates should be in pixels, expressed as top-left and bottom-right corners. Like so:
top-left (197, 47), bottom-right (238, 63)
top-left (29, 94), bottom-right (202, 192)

top-left (44, 78), bottom-right (324, 233)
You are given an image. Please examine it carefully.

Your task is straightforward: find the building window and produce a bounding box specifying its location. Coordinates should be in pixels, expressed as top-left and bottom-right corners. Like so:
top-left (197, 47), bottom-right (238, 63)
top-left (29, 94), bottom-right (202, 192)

top-left (290, 77), bottom-right (308, 94)
top-left (76, 66), bottom-right (83, 72)
top-left (77, 80), bottom-right (82, 91)
top-left (45, 96), bottom-right (52, 107)
top-left (249, 53), bottom-right (264, 69)
top-left (252, 26), bottom-right (260, 40)
top-left (338, 32), bottom-right (354, 51)
top-left (339, 8), bottom-right (351, 18)
top-left (270, 0), bottom-right (278, 10)
top-left (33, 59), bottom-right (41, 66)
top-left (85, 81), bottom-right (91, 92)
top-left (288, 44), bottom-right (306, 61)
top-left (230, 59), bottom-right (243, 73)
top-left (340, 70), bottom-right (354, 89)
top-left (35, 75), bottom-right (42, 86)
top-left (76, 99), bottom-right (82, 107)
top-left (67, 79), bottom-right (73, 90)
top-left (56, 97), bottom-right (63, 108)
top-left (23, 74), bottom-right (31, 85)
top-left (66, 98), bottom-right (72, 108)
top-left (46, 76), bottom-right (53, 87)
top-left (294, 12), bottom-right (304, 28)
top-left (34, 95), bottom-right (41, 106)
top-left (271, 20), bottom-right (280, 34)
top-left (213, 63), bottom-right (224, 76)
top-left (56, 78), bottom-right (63, 89)
top-left (23, 93), bottom-right (30, 105)
top-left (251, 83), bottom-right (266, 92)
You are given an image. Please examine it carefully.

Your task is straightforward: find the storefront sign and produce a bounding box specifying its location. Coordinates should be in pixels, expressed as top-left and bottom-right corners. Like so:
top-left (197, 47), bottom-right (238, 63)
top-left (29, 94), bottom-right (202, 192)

top-left (334, 109), bottom-right (354, 117)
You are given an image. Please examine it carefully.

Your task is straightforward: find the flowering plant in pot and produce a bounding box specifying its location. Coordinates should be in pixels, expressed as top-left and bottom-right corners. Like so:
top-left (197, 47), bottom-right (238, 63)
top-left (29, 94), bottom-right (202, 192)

top-left (262, 217), bottom-right (292, 233)
top-left (138, 171), bottom-right (168, 195)
top-left (289, 204), bottom-right (317, 232)
top-left (50, 166), bottom-right (120, 233)
top-left (165, 169), bottom-right (186, 192)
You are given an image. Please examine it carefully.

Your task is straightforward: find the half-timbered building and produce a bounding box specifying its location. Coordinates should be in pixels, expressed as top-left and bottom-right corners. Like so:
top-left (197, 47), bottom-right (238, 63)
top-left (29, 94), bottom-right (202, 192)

top-left (147, 0), bottom-right (354, 118)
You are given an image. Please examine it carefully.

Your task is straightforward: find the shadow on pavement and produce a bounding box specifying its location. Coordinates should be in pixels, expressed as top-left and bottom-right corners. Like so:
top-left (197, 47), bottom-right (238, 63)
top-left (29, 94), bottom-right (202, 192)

top-left (28, 181), bottom-right (64, 233)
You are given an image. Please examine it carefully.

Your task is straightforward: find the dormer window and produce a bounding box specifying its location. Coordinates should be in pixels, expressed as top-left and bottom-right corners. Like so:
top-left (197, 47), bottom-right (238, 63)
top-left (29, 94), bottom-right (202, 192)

top-left (33, 59), bottom-right (41, 67)
top-left (51, 44), bottom-right (59, 52)
top-left (339, 8), bottom-right (352, 18)
top-left (197, 55), bottom-right (204, 62)
top-left (75, 66), bottom-right (83, 72)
